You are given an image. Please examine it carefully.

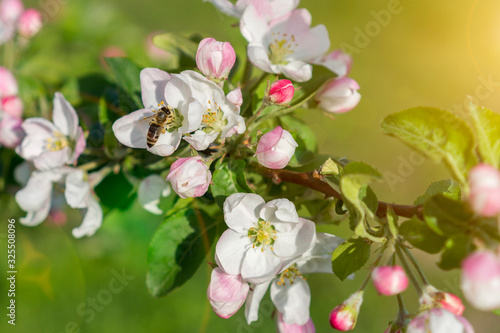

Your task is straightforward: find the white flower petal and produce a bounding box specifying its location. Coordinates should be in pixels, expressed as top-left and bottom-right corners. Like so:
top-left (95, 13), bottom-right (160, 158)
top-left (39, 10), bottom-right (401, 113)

top-left (223, 193), bottom-right (265, 233)
top-left (247, 44), bottom-right (274, 73)
top-left (138, 174), bottom-right (170, 215)
top-left (298, 233), bottom-right (344, 274)
top-left (292, 24), bottom-right (330, 61)
top-left (245, 280), bottom-right (272, 325)
top-left (65, 169), bottom-right (91, 209)
top-left (260, 198), bottom-right (299, 228)
top-left (183, 129), bottom-right (219, 151)
top-left (277, 61), bottom-right (312, 82)
top-left (273, 218), bottom-right (316, 258)
top-left (112, 109), bottom-right (152, 148)
top-left (52, 92), bottom-right (79, 138)
top-left (178, 99), bottom-right (204, 134)
top-left (33, 147), bottom-right (71, 171)
top-left (216, 229), bottom-right (253, 276)
top-left (240, 5), bottom-right (268, 42)
top-left (241, 247), bottom-right (282, 284)
top-left (226, 88), bottom-right (243, 108)
top-left (164, 73), bottom-right (192, 109)
top-left (16, 118), bottom-right (57, 160)
top-left (140, 68), bottom-right (171, 109)
top-left (204, 0), bottom-right (240, 18)
top-left (146, 129), bottom-right (182, 156)
top-left (15, 172), bottom-right (53, 226)
top-left (72, 196), bottom-right (103, 238)
top-left (271, 277), bottom-right (311, 325)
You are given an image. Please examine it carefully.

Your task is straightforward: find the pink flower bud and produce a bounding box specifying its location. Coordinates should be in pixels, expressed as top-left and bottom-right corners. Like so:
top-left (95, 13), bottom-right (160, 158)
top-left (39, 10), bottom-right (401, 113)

top-left (468, 164), bottom-right (500, 217)
top-left (207, 267), bottom-right (249, 319)
top-left (0, 66), bottom-right (18, 97)
top-left (17, 9), bottom-right (43, 38)
top-left (372, 266), bottom-right (409, 296)
top-left (316, 50), bottom-right (353, 78)
top-left (268, 79), bottom-right (294, 105)
top-left (420, 285), bottom-right (465, 316)
top-left (315, 77), bottom-right (361, 114)
top-left (166, 156), bottom-right (211, 199)
top-left (196, 37), bottom-right (236, 81)
top-left (255, 126), bottom-right (298, 169)
top-left (461, 250), bottom-right (500, 311)
top-left (276, 312), bottom-right (315, 333)
top-left (0, 114), bottom-right (24, 148)
top-left (0, 0), bottom-right (23, 23)
top-left (407, 308), bottom-right (474, 333)
top-left (329, 291), bottom-right (364, 331)
top-left (1, 95), bottom-right (23, 117)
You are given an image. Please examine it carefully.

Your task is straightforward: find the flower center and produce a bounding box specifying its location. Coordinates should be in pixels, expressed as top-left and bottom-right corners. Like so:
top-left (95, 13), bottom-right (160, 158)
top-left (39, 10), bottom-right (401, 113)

top-left (248, 219), bottom-right (277, 252)
top-left (269, 32), bottom-right (297, 65)
top-left (45, 131), bottom-right (69, 151)
top-left (156, 101), bottom-right (183, 131)
top-left (277, 264), bottom-right (304, 286)
top-left (202, 100), bottom-right (227, 134)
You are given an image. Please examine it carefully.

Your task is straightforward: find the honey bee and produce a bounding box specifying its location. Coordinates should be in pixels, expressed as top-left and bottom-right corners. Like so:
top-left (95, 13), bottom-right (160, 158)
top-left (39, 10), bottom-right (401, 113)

top-left (147, 102), bottom-right (176, 148)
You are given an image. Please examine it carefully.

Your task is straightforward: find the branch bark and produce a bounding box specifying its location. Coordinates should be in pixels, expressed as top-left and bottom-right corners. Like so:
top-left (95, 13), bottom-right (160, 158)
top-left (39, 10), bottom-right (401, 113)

top-left (258, 167), bottom-right (423, 219)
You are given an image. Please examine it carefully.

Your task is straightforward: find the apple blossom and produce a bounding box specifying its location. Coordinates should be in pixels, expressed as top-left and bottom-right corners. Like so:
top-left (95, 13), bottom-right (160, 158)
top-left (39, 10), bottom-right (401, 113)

top-left (0, 113), bottom-right (24, 148)
top-left (313, 49), bottom-right (353, 78)
top-left (180, 71), bottom-right (245, 150)
top-left (138, 174), bottom-right (172, 215)
top-left (329, 291), bottom-right (364, 331)
top-left (255, 126), bottom-right (297, 169)
top-left (207, 267), bottom-right (249, 319)
top-left (0, 0), bottom-right (23, 24)
top-left (276, 312), bottom-right (315, 333)
top-left (268, 79), bottom-right (294, 105)
top-left (468, 164), bottom-right (500, 217)
top-left (245, 233), bottom-right (343, 326)
top-left (196, 37), bottom-right (236, 82)
top-left (420, 285), bottom-right (465, 316)
top-left (0, 66), bottom-right (18, 97)
top-left (112, 68), bottom-right (203, 156)
top-left (240, 7), bottom-right (330, 82)
top-left (15, 167), bottom-right (103, 238)
top-left (204, 0), bottom-right (299, 20)
top-left (315, 77), bottom-right (361, 113)
top-left (17, 8), bottom-right (42, 38)
top-left (166, 156), bottom-right (211, 199)
top-left (16, 92), bottom-right (86, 170)
top-left (216, 193), bottom-right (316, 284)
top-left (407, 308), bottom-right (474, 333)
top-left (1, 95), bottom-right (23, 117)
top-left (371, 266), bottom-right (409, 296)
top-left (461, 250), bottom-right (500, 311)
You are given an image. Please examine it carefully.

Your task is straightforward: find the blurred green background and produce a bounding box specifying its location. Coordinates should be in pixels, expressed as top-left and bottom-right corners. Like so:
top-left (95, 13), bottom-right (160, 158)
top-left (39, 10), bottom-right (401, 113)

top-left (2, 0), bottom-right (500, 332)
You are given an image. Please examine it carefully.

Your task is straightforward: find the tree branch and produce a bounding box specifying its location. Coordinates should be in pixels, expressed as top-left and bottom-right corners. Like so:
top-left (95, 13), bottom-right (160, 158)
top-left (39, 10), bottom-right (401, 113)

top-left (258, 167), bottom-right (423, 219)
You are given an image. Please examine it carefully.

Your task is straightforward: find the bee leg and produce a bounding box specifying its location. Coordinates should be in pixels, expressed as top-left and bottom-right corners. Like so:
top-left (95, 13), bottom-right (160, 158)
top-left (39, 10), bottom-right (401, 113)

top-left (162, 127), bottom-right (167, 134)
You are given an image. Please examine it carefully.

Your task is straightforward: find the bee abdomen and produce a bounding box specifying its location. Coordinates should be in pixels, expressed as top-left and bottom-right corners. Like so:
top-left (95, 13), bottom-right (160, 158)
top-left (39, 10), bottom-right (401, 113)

top-left (147, 124), bottom-right (161, 148)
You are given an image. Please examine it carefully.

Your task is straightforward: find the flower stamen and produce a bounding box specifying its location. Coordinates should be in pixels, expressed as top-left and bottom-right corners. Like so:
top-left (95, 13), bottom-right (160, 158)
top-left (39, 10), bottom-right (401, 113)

top-left (248, 219), bottom-right (278, 252)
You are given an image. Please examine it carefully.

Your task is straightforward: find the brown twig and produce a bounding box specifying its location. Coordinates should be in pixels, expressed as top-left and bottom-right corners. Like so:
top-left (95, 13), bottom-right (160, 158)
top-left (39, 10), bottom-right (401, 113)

top-left (258, 167), bottom-right (423, 219)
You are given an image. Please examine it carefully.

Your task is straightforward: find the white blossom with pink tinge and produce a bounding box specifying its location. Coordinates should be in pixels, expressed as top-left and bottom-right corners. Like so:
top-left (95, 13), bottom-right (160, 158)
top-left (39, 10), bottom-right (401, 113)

top-left (0, 0), bottom-right (23, 23)
top-left (112, 68), bottom-right (203, 156)
top-left (315, 77), bottom-right (361, 114)
top-left (15, 167), bottom-right (103, 238)
top-left (420, 285), bottom-right (465, 316)
top-left (0, 66), bottom-right (18, 97)
top-left (216, 193), bottom-right (316, 285)
top-left (371, 266), bottom-right (409, 296)
top-left (0, 113), bottom-right (23, 148)
top-left (255, 126), bottom-right (297, 169)
top-left (17, 8), bottom-right (42, 38)
top-left (468, 164), bottom-right (500, 217)
top-left (245, 233), bottom-right (343, 327)
top-left (166, 156), bottom-right (211, 199)
top-left (407, 308), bottom-right (474, 333)
top-left (16, 93), bottom-right (86, 170)
top-left (313, 49), bottom-right (353, 78)
top-left (204, 0), bottom-right (299, 20)
top-left (207, 267), bottom-right (249, 319)
top-left (461, 250), bottom-right (500, 311)
top-left (240, 6), bottom-right (330, 82)
top-left (276, 312), bottom-right (315, 333)
top-left (196, 38), bottom-right (236, 82)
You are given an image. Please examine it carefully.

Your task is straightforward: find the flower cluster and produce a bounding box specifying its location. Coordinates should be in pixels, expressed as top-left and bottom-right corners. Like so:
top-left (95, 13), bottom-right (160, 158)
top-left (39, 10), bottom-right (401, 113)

top-left (0, 0), bottom-right (42, 43)
top-left (207, 193), bottom-right (344, 330)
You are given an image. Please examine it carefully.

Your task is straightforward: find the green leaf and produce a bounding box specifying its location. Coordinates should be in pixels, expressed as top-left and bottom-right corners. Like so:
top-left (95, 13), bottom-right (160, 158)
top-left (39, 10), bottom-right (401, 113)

top-left (423, 194), bottom-right (473, 236)
top-left (94, 170), bottom-right (135, 210)
top-left (340, 162), bottom-right (383, 240)
top-left (381, 107), bottom-right (478, 185)
top-left (467, 101), bottom-right (500, 168)
top-left (153, 32), bottom-right (198, 60)
top-left (211, 159), bottom-right (253, 208)
top-left (414, 179), bottom-right (461, 205)
top-left (399, 217), bottom-right (447, 254)
top-left (105, 57), bottom-right (142, 109)
top-left (147, 208), bottom-right (216, 297)
top-left (331, 238), bottom-right (372, 281)
top-left (438, 234), bottom-right (475, 270)
top-left (280, 116), bottom-right (318, 152)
